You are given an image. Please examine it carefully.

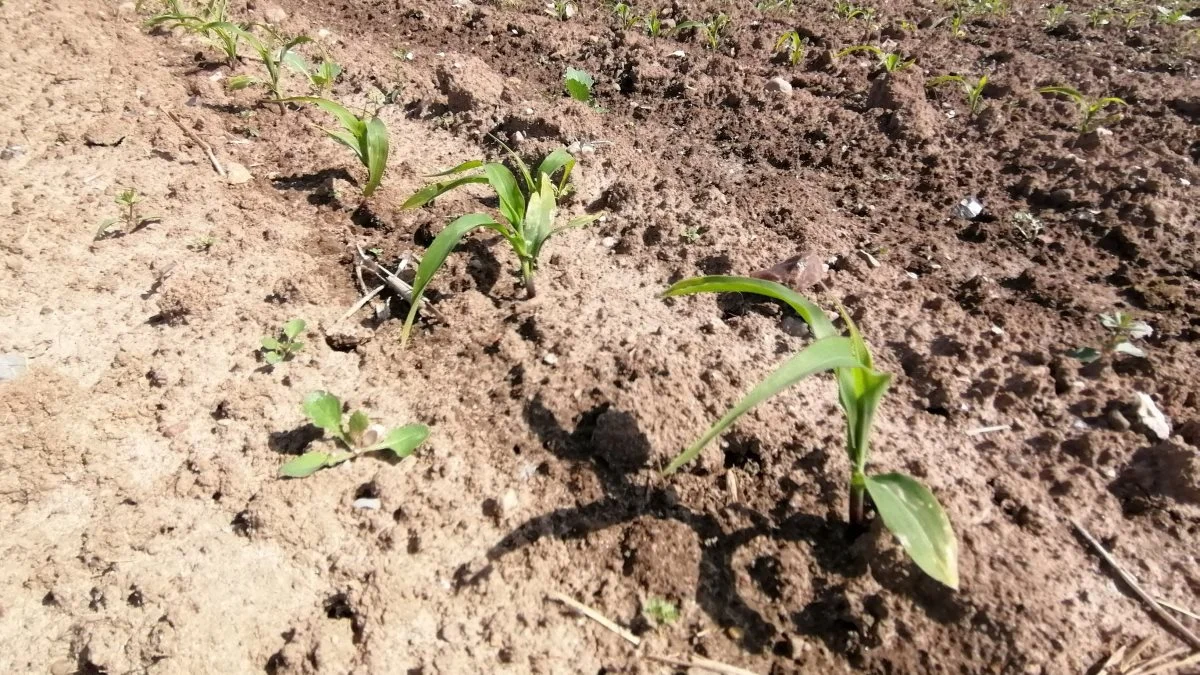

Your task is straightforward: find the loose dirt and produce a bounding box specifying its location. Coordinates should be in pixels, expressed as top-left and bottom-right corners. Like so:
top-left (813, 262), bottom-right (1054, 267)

top-left (1, 0), bottom-right (1198, 672)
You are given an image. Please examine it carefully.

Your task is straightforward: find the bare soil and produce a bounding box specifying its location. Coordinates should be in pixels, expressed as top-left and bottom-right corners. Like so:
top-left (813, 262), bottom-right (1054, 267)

top-left (2, 0), bottom-right (1199, 672)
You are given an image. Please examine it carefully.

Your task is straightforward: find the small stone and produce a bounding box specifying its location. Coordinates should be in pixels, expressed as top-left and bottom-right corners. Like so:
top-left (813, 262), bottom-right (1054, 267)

top-left (1047, 188), bottom-right (1074, 208)
top-left (511, 130), bottom-right (525, 143)
top-left (765, 77), bottom-right (793, 95)
top-left (1134, 392), bottom-right (1170, 440)
top-left (781, 315), bottom-right (809, 338)
top-left (500, 489), bottom-right (519, 514)
top-left (353, 498), bottom-right (382, 510)
top-left (0, 145), bottom-right (25, 160)
top-left (83, 120), bottom-right (126, 147)
top-left (225, 162), bottom-right (252, 184)
top-left (263, 2), bottom-right (288, 23)
top-left (601, 236), bottom-right (617, 248)
top-left (0, 354), bottom-right (27, 381)
top-left (542, 353), bottom-right (558, 365)
top-left (1107, 407), bottom-right (1131, 431)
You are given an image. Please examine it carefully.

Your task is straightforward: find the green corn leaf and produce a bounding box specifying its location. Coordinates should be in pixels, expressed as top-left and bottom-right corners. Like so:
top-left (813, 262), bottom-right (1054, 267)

top-left (227, 75), bottom-right (257, 90)
top-left (483, 163), bottom-right (526, 229)
top-left (315, 126), bottom-right (365, 163)
top-left (536, 149), bottom-right (576, 194)
top-left (302, 391), bottom-right (345, 440)
top-left (283, 318), bottom-right (306, 340)
top-left (283, 96), bottom-right (366, 136)
top-left (839, 369), bottom-right (891, 469)
top-left (865, 473), bottom-right (959, 589)
top-left (281, 49), bottom-right (309, 75)
top-left (522, 174), bottom-right (557, 252)
top-left (663, 335), bottom-right (866, 475)
top-left (495, 137), bottom-right (535, 194)
top-left (363, 116), bottom-right (389, 197)
top-left (261, 336), bottom-right (282, 350)
top-left (347, 410), bottom-right (370, 445)
top-left (1038, 85), bottom-right (1083, 102)
top-left (662, 276), bottom-right (838, 339)
top-left (927, 74), bottom-right (964, 88)
top-left (836, 44), bottom-right (883, 58)
top-left (400, 213), bottom-right (501, 346)
top-left (428, 159), bottom-right (484, 177)
top-left (279, 451), bottom-right (332, 478)
top-left (401, 175), bottom-right (490, 210)
top-left (361, 423), bottom-right (430, 457)
top-left (564, 67), bottom-right (594, 102)
top-left (1094, 96), bottom-right (1127, 108)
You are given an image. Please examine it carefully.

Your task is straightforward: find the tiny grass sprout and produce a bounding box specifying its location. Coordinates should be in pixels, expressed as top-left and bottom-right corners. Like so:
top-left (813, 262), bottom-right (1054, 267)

top-left (96, 187), bottom-right (161, 240)
top-left (643, 597), bottom-right (680, 625)
top-left (675, 13), bottom-right (731, 50)
top-left (563, 67), bottom-right (596, 104)
top-left (285, 97), bottom-right (389, 197)
top-left (834, 1), bottom-right (875, 22)
top-left (546, 0), bottom-right (578, 20)
top-left (613, 2), bottom-right (639, 29)
top-left (400, 145), bottom-right (601, 343)
top-left (1066, 312), bottom-right (1152, 363)
top-left (1011, 211), bottom-right (1043, 240)
top-left (836, 45), bottom-right (915, 72)
top-left (227, 26), bottom-right (312, 102)
top-left (662, 276), bottom-right (959, 589)
top-left (642, 9), bottom-right (664, 37)
top-left (279, 391), bottom-right (429, 478)
top-left (775, 30), bottom-right (807, 66)
top-left (1044, 3), bottom-right (1068, 28)
top-left (1038, 85), bottom-right (1127, 133)
top-left (928, 74), bottom-right (988, 115)
top-left (261, 318), bottom-right (305, 364)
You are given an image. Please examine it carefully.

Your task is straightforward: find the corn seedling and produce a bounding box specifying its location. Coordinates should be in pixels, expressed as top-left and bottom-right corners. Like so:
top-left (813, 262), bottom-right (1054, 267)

top-left (564, 67), bottom-right (596, 104)
top-left (1011, 211), bottom-right (1043, 240)
top-left (279, 391), bottom-right (429, 478)
top-left (284, 97), bottom-right (389, 197)
top-left (286, 53), bottom-right (343, 93)
top-left (261, 318), bottom-right (305, 364)
top-left (145, 2), bottom-right (244, 65)
top-left (775, 30), bottom-right (807, 66)
top-left (662, 276), bottom-right (959, 589)
top-left (1038, 85), bottom-right (1127, 133)
top-left (643, 597), bottom-right (680, 625)
top-left (1043, 3), bottom-right (1068, 28)
top-left (948, 12), bottom-right (967, 37)
top-left (400, 146), bottom-right (601, 343)
top-left (837, 45), bottom-right (915, 72)
top-left (834, 1), bottom-right (875, 22)
top-left (928, 74), bottom-right (988, 115)
top-left (675, 13), bottom-right (731, 50)
top-left (96, 187), bottom-right (161, 240)
top-left (1066, 312), bottom-right (1152, 363)
top-left (613, 2), bottom-right (639, 29)
top-left (642, 9), bottom-right (664, 37)
top-left (546, 0), bottom-right (578, 20)
top-left (227, 26), bottom-right (312, 101)
top-left (1155, 4), bottom-right (1192, 24)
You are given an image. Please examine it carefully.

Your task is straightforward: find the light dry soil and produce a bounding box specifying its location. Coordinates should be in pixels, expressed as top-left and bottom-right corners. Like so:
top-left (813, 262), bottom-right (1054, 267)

top-left (1, 0), bottom-right (1199, 673)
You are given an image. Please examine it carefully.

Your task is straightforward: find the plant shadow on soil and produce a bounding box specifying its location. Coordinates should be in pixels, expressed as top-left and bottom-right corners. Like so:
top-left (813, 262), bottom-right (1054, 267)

top-left (458, 396), bottom-right (966, 656)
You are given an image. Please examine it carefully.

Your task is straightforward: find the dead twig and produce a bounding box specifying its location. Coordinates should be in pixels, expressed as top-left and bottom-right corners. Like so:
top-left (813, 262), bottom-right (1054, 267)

top-left (162, 108), bottom-right (226, 177)
top-left (1157, 599), bottom-right (1200, 623)
top-left (1072, 519), bottom-right (1200, 651)
top-left (645, 654), bottom-right (761, 675)
top-left (546, 592), bottom-right (640, 647)
top-left (355, 246), bottom-right (441, 321)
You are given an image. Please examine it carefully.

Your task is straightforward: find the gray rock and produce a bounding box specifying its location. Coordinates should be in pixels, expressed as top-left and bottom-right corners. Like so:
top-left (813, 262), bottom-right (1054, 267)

top-left (766, 77), bottom-right (793, 95)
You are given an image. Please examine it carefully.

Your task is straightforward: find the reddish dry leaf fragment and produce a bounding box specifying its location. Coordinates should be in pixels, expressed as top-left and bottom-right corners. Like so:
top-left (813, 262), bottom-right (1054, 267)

top-left (750, 253), bottom-right (826, 290)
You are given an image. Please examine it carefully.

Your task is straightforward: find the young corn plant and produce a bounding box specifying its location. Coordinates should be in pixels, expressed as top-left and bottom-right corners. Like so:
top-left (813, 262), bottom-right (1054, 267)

top-left (948, 12), bottom-right (967, 37)
top-left (1066, 312), bottom-right (1152, 363)
top-left (399, 146), bottom-right (601, 344)
top-left (661, 276), bottom-right (959, 589)
top-left (145, 1), bottom-right (243, 65)
top-left (775, 30), bottom-right (807, 66)
top-left (928, 74), bottom-right (988, 115)
top-left (227, 26), bottom-right (312, 102)
top-left (834, 1), bottom-right (875, 22)
top-left (284, 97), bottom-right (389, 197)
top-left (279, 391), bottom-right (429, 478)
top-left (675, 13), bottom-right (731, 50)
top-left (642, 9), bottom-right (665, 37)
top-left (1038, 85), bottom-right (1127, 133)
top-left (261, 318), bottom-right (305, 364)
top-left (837, 45), bottom-right (915, 72)
top-left (613, 2), bottom-right (639, 29)
top-left (96, 188), bottom-right (161, 240)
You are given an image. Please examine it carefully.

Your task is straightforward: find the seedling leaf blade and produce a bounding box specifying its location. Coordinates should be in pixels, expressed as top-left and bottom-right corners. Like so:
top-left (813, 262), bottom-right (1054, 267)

top-left (283, 96), bottom-right (366, 136)
top-left (662, 276), bottom-right (838, 340)
top-left (401, 175), bottom-right (490, 210)
top-left (261, 336), bottom-right (282, 350)
top-left (483, 163), bottom-right (526, 229)
top-left (536, 149), bottom-right (576, 194)
top-left (400, 213), bottom-right (501, 346)
top-left (1038, 85), bottom-right (1083, 101)
top-left (227, 75), bottom-right (257, 90)
top-left (363, 116), bottom-right (389, 197)
top-left (303, 391), bottom-right (344, 440)
top-left (428, 159), bottom-right (483, 177)
top-left (865, 473), bottom-right (959, 589)
top-left (279, 451), bottom-right (332, 478)
top-left (362, 423), bottom-right (430, 457)
top-left (564, 67), bottom-right (594, 102)
top-left (522, 174), bottom-right (557, 253)
top-left (663, 335), bottom-right (865, 475)
top-left (1113, 342), bottom-right (1145, 357)
top-left (347, 410), bottom-right (370, 444)
top-left (265, 351), bottom-right (283, 365)
top-left (1065, 346), bottom-right (1101, 363)
top-left (283, 318), bottom-right (306, 340)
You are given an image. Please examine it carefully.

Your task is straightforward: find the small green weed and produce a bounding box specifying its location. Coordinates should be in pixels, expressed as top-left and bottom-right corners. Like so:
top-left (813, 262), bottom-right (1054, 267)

top-left (285, 97), bottom-right (389, 197)
top-left (1066, 312), bottom-right (1152, 363)
top-left (613, 2), bottom-right (639, 29)
top-left (1043, 3), bottom-right (1068, 29)
top-left (643, 597), bottom-right (680, 625)
top-left (642, 9), bottom-right (664, 37)
top-left (279, 391), bottom-right (429, 478)
top-left (662, 276), bottom-right (959, 589)
top-left (1038, 85), bottom-right (1127, 133)
top-left (227, 26), bottom-right (312, 101)
top-left (564, 67), bottom-right (596, 104)
top-left (1011, 211), bottom-right (1043, 240)
top-left (834, 1), bottom-right (875, 22)
top-left (680, 226), bottom-right (702, 243)
top-left (837, 45), bottom-right (915, 72)
top-left (775, 30), bottom-right (807, 66)
top-left (287, 54), bottom-right (342, 93)
top-left (261, 318), bottom-right (305, 364)
top-left (928, 74), bottom-right (988, 115)
top-left (96, 187), bottom-right (161, 240)
top-left (546, 0), bottom-right (578, 20)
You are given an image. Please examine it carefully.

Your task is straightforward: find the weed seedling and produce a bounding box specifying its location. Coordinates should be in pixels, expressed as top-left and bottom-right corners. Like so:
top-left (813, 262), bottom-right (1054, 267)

top-left (948, 12), bottom-right (967, 37)
top-left (261, 318), bottom-right (305, 364)
top-left (643, 597), bottom-right (680, 625)
top-left (1011, 211), bottom-right (1043, 240)
top-left (227, 26), bottom-right (312, 102)
top-left (285, 97), bottom-right (389, 197)
top-left (563, 67), bottom-right (596, 105)
top-left (1038, 85), bottom-right (1127, 133)
top-left (661, 276), bottom-right (959, 589)
top-left (1066, 312), bottom-right (1152, 363)
top-left (1155, 4), bottom-right (1191, 24)
top-left (1043, 3), bottom-right (1068, 29)
top-left (287, 54), bottom-right (343, 93)
top-left (279, 391), bottom-right (429, 478)
top-left (188, 235), bottom-right (217, 252)
top-left (834, 1), bottom-right (875, 22)
top-left (400, 144), bottom-right (602, 343)
top-left (546, 0), bottom-right (578, 20)
top-left (775, 30), bottom-right (807, 66)
top-left (642, 9), bottom-right (664, 37)
top-left (837, 45), bottom-right (915, 72)
top-left (1086, 6), bottom-right (1112, 27)
top-left (680, 226), bottom-right (702, 243)
top-left (96, 187), bottom-right (161, 240)
top-left (675, 13), bottom-right (731, 50)
top-left (928, 74), bottom-right (988, 115)
top-left (613, 2), bottom-right (639, 29)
